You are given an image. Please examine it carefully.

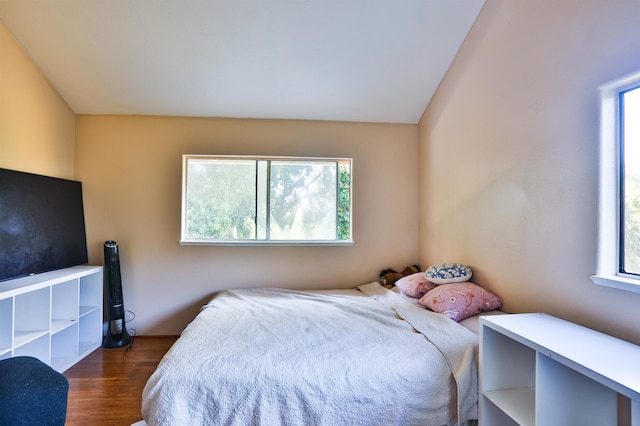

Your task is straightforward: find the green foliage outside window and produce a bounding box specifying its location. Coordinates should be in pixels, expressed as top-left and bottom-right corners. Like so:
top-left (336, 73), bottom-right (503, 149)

top-left (337, 163), bottom-right (351, 240)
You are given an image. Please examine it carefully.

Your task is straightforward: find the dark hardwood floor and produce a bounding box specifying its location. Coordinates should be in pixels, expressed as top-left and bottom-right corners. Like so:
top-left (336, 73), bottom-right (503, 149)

top-left (63, 336), bottom-right (178, 426)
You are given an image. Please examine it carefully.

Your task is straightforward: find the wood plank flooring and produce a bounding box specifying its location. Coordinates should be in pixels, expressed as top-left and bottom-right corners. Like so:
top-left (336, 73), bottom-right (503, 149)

top-left (63, 336), bottom-right (178, 426)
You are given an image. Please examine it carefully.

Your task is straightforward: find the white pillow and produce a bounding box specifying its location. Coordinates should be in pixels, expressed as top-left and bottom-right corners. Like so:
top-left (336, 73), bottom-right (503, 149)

top-left (425, 263), bottom-right (472, 284)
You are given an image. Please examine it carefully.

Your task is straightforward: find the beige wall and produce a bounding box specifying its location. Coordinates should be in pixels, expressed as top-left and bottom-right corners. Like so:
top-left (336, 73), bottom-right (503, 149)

top-left (0, 21), bottom-right (75, 178)
top-left (419, 0), bottom-right (640, 344)
top-left (75, 115), bottom-right (419, 334)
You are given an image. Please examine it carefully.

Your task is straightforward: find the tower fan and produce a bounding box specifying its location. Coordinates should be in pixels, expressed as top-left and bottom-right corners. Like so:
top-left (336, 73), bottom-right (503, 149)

top-left (103, 240), bottom-right (131, 348)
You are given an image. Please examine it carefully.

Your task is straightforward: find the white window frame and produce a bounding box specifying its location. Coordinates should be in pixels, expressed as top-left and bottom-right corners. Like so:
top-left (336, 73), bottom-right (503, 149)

top-left (591, 70), bottom-right (640, 293)
top-left (180, 155), bottom-right (353, 246)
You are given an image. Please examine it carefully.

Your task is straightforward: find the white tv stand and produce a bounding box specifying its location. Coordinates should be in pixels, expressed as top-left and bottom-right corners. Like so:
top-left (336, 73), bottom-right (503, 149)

top-left (0, 266), bottom-right (103, 372)
top-left (480, 313), bottom-right (640, 425)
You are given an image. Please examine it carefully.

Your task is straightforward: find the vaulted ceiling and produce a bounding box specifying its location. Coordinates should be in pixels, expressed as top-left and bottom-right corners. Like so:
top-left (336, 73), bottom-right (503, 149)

top-left (0, 0), bottom-right (485, 123)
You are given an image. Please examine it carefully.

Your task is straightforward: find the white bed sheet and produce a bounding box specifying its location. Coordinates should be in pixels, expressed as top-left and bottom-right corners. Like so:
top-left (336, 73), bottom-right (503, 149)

top-left (142, 283), bottom-right (482, 426)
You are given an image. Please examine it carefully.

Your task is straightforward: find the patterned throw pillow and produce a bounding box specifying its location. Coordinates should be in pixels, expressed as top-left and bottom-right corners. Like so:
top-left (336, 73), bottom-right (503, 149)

top-left (425, 263), bottom-right (472, 284)
top-left (395, 272), bottom-right (438, 298)
top-left (418, 282), bottom-right (503, 322)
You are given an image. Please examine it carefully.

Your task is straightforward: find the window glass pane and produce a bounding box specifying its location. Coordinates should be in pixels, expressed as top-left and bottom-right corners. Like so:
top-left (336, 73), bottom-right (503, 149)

top-left (622, 87), bottom-right (640, 274)
top-left (269, 161), bottom-right (337, 240)
top-left (185, 159), bottom-right (257, 239)
top-left (256, 160), bottom-right (268, 240)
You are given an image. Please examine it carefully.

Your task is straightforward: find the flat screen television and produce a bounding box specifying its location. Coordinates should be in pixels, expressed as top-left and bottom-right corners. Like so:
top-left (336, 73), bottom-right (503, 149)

top-left (0, 168), bottom-right (88, 282)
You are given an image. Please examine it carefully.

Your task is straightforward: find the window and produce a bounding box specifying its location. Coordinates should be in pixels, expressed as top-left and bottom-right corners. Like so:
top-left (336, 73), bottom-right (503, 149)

top-left (180, 155), bottom-right (352, 245)
top-left (592, 70), bottom-right (640, 293)
top-left (621, 86), bottom-right (640, 275)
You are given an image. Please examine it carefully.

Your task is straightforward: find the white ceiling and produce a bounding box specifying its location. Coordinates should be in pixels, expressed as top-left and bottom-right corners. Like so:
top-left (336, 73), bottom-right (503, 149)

top-left (0, 0), bottom-right (484, 124)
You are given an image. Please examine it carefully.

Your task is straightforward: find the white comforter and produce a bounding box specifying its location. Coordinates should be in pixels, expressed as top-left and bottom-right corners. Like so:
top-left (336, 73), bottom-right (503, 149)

top-left (142, 282), bottom-right (479, 426)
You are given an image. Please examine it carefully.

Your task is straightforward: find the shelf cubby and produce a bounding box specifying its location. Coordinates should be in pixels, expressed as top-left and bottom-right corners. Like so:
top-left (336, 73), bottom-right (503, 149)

top-left (536, 353), bottom-right (617, 425)
top-left (0, 298), bottom-right (13, 358)
top-left (51, 279), bottom-right (79, 334)
top-left (51, 322), bottom-right (80, 372)
top-left (79, 307), bottom-right (102, 357)
top-left (480, 324), bottom-right (536, 426)
top-left (14, 333), bottom-right (49, 364)
top-left (14, 287), bottom-right (50, 347)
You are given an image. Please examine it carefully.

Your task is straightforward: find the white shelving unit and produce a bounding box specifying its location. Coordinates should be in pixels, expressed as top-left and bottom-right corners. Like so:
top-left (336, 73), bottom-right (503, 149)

top-left (479, 313), bottom-right (640, 426)
top-left (0, 266), bottom-right (103, 372)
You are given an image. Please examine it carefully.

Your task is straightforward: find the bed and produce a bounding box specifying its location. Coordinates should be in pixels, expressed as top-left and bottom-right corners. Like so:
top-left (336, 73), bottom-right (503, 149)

top-left (141, 281), bottom-right (497, 426)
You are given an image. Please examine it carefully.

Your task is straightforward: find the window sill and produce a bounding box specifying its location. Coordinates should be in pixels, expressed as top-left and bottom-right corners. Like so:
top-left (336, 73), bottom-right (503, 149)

top-left (179, 239), bottom-right (354, 247)
top-left (591, 274), bottom-right (640, 294)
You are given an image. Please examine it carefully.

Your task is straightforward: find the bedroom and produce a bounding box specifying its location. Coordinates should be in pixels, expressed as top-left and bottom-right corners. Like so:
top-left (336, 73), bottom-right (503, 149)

top-left (1, 0), bottom-right (640, 424)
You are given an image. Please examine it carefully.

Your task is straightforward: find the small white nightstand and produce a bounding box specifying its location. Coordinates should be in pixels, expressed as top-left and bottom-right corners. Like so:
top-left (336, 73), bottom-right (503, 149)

top-left (479, 313), bottom-right (640, 426)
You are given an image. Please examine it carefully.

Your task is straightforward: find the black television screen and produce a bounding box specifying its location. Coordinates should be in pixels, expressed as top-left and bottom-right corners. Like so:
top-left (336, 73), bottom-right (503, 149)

top-left (0, 168), bottom-right (88, 282)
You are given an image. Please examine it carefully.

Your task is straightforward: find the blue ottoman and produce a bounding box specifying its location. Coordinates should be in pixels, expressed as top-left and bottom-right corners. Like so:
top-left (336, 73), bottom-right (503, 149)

top-left (0, 356), bottom-right (69, 426)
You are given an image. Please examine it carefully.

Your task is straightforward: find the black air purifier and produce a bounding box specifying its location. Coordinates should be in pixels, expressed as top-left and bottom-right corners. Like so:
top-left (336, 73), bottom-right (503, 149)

top-left (103, 240), bottom-right (131, 348)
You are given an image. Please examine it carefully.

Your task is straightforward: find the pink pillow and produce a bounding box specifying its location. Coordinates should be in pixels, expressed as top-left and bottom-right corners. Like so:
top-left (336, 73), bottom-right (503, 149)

top-left (395, 272), bottom-right (438, 298)
top-left (418, 282), bottom-right (503, 322)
